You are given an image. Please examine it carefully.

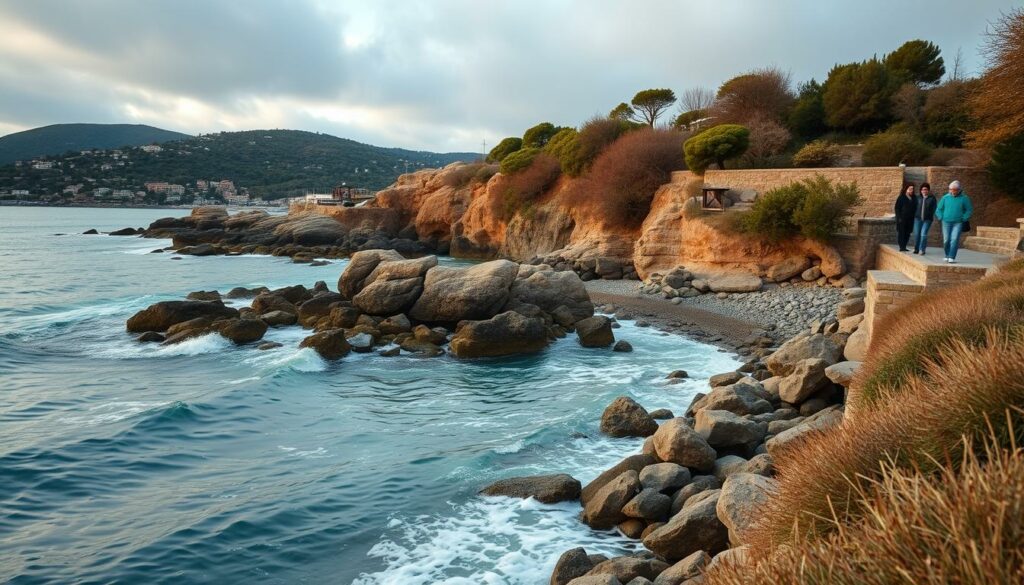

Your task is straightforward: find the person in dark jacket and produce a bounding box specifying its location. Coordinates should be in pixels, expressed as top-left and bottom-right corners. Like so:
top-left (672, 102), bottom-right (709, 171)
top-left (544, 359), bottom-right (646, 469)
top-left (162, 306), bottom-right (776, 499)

top-left (912, 182), bottom-right (937, 255)
top-left (894, 183), bottom-right (917, 251)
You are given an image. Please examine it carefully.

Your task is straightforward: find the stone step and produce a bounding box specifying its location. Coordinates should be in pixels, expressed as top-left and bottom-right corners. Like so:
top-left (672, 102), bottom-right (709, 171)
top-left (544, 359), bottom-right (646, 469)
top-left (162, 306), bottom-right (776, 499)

top-left (963, 236), bottom-right (1018, 255)
top-left (975, 226), bottom-right (1020, 242)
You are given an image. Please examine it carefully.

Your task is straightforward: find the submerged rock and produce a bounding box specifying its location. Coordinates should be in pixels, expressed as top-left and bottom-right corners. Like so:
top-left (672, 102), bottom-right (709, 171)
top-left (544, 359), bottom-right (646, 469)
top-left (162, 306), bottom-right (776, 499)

top-left (299, 329), bottom-right (351, 360)
top-left (479, 473), bottom-right (582, 503)
top-left (600, 397), bottom-right (658, 438)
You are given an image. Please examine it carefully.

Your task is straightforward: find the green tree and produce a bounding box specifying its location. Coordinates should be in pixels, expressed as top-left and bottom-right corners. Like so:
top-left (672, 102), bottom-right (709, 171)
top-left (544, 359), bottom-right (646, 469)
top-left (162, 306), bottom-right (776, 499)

top-left (672, 109), bottom-right (708, 129)
top-left (609, 102), bottom-right (635, 121)
top-left (486, 137), bottom-right (523, 163)
top-left (683, 124), bottom-right (750, 173)
top-left (522, 122), bottom-right (560, 148)
top-left (788, 79), bottom-right (827, 139)
top-left (499, 147), bottom-right (540, 174)
top-left (542, 127), bottom-right (580, 173)
top-left (884, 40), bottom-right (945, 85)
top-left (921, 79), bottom-right (979, 147)
top-left (823, 59), bottom-right (894, 131)
top-left (630, 88), bottom-right (677, 127)
top-left (988, 133), bottom-right (1024, 201)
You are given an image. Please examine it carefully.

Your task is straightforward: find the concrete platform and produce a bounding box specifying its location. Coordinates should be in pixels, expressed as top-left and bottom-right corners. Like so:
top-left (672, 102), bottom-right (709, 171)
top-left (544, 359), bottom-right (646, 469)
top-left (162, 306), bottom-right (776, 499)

top-left (875, 244), bottom-right (1008, 289)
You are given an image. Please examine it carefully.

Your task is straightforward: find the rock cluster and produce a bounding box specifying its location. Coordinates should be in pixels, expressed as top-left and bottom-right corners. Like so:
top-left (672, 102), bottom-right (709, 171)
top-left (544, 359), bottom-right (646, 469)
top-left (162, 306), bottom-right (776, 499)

top-left (140, 206), bottom-right (433, 261)
top-left (526, 253), bottom-right (640, 282)
top-left (125, 251), bottom-right (623, 362)
top-left (527, 295), bottom-right (869, 585)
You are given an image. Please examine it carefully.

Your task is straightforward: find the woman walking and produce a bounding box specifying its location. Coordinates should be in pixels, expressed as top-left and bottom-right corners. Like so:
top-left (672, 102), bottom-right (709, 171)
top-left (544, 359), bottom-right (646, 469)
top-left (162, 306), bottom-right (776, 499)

top-left (894, 183), bottom-right (917, 252)
top-left (912, 182), bottom-right (937, 255)
top-left (935, 180), bottom-right (973, 263)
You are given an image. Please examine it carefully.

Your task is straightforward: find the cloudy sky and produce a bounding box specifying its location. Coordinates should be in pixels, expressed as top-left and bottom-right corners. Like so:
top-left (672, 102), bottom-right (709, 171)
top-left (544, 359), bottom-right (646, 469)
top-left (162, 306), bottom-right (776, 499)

top-left (0, 0), bottom-right (1017, 152)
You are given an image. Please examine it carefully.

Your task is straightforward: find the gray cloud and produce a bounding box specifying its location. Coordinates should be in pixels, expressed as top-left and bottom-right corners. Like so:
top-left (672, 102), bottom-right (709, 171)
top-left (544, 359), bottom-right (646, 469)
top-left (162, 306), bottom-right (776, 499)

top-left (0, 0), bottom-right (1017, 152)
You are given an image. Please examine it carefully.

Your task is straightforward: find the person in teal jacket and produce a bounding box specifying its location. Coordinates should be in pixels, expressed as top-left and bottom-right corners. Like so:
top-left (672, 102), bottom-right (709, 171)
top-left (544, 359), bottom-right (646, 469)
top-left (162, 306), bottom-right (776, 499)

top-left (935, 180), bottom-right (973, 263)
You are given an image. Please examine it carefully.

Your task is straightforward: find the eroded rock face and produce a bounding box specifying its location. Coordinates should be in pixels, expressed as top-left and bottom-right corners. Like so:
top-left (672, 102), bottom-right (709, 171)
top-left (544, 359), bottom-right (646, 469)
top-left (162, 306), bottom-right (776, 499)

top-left (505, 267), bottom-right (593, 322)
top-left (409, 260), bottom-right (519, 323)
top-left (479, 473), bottom-right (581, 504)
top-left (126, 300), bottom-right (238, 332)
top-left (338, 249), bottom-right (405, 298)
top-left (449, 311), bottom-right (548, 358)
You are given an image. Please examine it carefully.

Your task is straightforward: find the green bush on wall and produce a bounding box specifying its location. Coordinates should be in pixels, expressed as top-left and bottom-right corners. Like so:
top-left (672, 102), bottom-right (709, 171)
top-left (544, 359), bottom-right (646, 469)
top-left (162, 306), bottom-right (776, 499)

top-left (862, 131), bottom-right (932, 166)
top-left (792, 140), bottom-right (844, 168)
top-left (741, 175), bottom-right (862, 242)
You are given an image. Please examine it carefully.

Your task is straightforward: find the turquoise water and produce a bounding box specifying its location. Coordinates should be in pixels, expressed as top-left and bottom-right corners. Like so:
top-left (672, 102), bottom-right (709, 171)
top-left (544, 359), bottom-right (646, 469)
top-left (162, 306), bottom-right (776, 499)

top-left (0, 207), bottom-right (741, 584)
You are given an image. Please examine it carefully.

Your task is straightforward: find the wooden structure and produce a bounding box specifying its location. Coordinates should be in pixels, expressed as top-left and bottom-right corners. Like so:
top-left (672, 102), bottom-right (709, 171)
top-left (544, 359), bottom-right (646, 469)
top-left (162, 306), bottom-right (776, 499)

top-left (701, 186), bottom-right (730, 211)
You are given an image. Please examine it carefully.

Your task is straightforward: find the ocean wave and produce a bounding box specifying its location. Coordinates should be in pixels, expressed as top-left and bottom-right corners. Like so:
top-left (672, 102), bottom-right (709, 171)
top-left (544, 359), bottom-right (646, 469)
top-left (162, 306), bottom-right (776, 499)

top-left (57, 400), bottom-right (171, 426)
top-left (97, 332), bottom-right (233, 359)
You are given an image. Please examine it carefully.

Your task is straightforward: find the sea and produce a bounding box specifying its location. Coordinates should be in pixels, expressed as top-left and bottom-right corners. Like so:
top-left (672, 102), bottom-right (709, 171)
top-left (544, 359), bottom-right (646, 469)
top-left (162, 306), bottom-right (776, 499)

top-left (0, 207), bottom-right (741, 584)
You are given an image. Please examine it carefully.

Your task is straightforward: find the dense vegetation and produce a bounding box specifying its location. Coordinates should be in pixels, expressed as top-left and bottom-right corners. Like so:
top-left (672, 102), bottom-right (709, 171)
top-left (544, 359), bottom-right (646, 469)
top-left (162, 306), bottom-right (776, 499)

top-left (0, 129), bottom-right (479, 199)
top-left (0, 123), bottom-right (190, 165)
top-left (739, 175), bottom-right (862, 242)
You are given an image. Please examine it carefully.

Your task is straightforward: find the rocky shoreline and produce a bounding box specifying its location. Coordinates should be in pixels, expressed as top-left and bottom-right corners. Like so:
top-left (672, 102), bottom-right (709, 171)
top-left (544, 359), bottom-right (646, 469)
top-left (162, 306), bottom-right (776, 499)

top-left (479, 284), bottom-right (869, 585)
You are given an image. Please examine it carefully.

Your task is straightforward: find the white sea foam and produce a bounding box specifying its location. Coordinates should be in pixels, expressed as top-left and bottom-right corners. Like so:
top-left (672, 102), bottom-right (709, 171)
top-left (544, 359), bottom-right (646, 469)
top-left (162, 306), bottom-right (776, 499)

top-left (491, 439), bottom-right (525, 455)
top-left (58, 400), bottom-right (169, 426)
top-left (96, 332), bottom-right (232, 359)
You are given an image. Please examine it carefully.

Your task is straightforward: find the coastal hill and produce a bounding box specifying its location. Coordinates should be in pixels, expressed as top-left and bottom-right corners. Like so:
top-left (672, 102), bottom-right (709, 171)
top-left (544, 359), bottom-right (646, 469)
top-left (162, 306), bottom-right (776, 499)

top-left (0, 129), bottom-right (481, 198)
top-left (0, 123), bottom-right (190, 165)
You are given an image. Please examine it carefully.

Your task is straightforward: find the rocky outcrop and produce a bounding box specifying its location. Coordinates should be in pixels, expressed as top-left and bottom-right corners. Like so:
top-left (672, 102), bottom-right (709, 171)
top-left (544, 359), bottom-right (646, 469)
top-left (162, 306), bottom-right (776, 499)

top-left (480, 474), bottom-right (582, 504)
top-left (600, 397), bottom-right (659, 438)
top-left (409, 260), bottom-right (518, 322)
top-left (126, 300), bottom-right (238, 332)
top-left (449, 311), bottom-right (549, 358)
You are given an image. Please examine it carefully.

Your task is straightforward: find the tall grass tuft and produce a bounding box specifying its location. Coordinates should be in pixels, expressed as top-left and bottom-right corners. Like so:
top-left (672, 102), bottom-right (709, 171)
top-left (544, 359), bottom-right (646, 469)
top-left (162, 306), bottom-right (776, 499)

top-left (706, 427), bottom-right (1024, 585)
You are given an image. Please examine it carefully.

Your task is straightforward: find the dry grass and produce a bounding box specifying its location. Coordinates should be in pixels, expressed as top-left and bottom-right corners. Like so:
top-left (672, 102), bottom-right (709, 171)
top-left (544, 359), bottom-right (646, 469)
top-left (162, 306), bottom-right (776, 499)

top-left (706, 428), bottom-right (1024, 585)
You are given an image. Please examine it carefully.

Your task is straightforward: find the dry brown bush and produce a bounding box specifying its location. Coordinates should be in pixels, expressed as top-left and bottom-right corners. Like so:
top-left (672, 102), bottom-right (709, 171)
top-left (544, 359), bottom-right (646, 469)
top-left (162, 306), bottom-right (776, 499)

top-left (567, 128), bottom-right (686, 227)
top-left (713, 66), bottom-right (795, 125)
top-left (969, 8), bottom-right (1024, 148)
top-left (706, 430), bottom-right (1024, 585)
top-left (493, 154), bottom-right (561, 219)
top-left (439, 162), bottom-right (496, 188)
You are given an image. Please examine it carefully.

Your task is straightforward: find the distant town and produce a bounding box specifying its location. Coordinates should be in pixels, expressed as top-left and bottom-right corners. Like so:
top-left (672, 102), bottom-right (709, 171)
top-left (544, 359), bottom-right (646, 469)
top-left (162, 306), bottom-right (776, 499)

top-left (0, 142), bottom-right (289, 208)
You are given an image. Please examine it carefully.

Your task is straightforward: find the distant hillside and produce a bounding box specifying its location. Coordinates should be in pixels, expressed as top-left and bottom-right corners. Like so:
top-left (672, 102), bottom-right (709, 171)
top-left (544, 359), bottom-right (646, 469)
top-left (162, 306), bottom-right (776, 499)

top-left (0, 129), bottom-right (482, 199)
top-left (0, 123), bottom-right (191, 164)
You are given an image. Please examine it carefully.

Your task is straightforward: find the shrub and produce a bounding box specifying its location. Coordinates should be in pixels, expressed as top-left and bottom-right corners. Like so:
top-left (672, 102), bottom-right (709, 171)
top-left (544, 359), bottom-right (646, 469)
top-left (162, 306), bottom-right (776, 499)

top-left (486, 137), bottom-right (522, 163)
top-left (792, 140), bottom-right (844, 167)
top-left (672, 109), bottom-right (708, 129)
top-left (706, 431), bottom-right (1024, 585)
top-left (522, 122), bottom-right (560, 148)
top-left (498, 147), bottom-right (540, 174)
top-left (740, 175), bottom-right (860, 242)
top-left (543, 127), bottom-right (580, 173)
top-left (563, 116), bottom-right (629, 176)
top-left (683, 124), bottom-right (750, 173)
top-left (497, 154), bottom-right (561, 219)
top-left (989, 133), bottom-right (1024, 202)
top-left (568, 128), bottom-right (686, 226)
top-left (713, 67), bottom-right (795, 125)
top-left (861, 130), bottom-right (932, 166)
top-left (822, 59), bottom-right (894, 132)
top-left (792, 176), bottom-right (862, 241)
top-left (472, 163), bottom-right (499, 185)
top-left (741, 113), bottom-right (792, 165)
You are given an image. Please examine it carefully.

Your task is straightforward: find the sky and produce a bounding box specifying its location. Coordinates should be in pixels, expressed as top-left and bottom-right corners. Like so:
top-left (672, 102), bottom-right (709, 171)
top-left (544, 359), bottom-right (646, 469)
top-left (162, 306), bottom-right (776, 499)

top-left (0, 0), bottom-right (1018, 152)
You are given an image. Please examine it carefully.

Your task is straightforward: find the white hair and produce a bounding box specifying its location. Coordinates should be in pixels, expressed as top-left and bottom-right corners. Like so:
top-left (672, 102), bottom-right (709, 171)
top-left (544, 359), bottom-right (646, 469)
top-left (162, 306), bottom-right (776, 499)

top-left (949, 180), bottom-right (961, 189)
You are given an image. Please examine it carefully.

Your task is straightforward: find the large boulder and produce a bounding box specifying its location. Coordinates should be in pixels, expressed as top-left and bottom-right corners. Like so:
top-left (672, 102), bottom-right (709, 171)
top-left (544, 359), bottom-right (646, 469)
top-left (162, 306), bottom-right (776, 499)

top-left (652, 551), bottom-right (711, 585)
top-left (651, 419), bottom-right (717, 471)
top-left (582, 470), bottom-right (641, 529)
top-left (581, 454), bottom-right (656, 505)
top-left (766, 406), bottom-right (843, 458)
top-left (716, 473), bottom-right (777, 545)
top-left (825, 360), bottom-right (861, 387)
top-left (337, 249), bottom-right (405, 298)
top-left (296, 292), bottom-right (345, 327)
top-left (408, 260), bottom-right (519, 323)
top-left (844, 326), bottom-right (870, 361)
top-left (693, 382), bottom-right (773, 416)
top-left (778, 358), bottom-right (830, 403)
top-left (621, 488), bottom-right (672, 521)
top-left (251, 293), bottom-right (297, 316)
top-left (126, 300), bottom-right (238, 332)
top-left (642, 489), bottom-right (729, 561)
top-left (639, 463), bottom-right (691, 494)
top-left (566, 576), bottom-right (621, 585)
top-left (351, 256), bottom-right (437, 316)
top-left (694, 410), bottom-right (766, 450)
top-left (576, 316), bottom-right (615, 347)
top-left (707, 273), bottom-right (762, 293)
top-left (551, 548), bottom-right (594, 585)
top-left (505, 267), bottom-right (594, 322)
top-left (299, 329), bottom-right (351, 360)
top-left (766, 256), bottom-right (811, 282)
top-left (600, 397), bottom-right (658, 438)
top-left (587, 556), bottom-right (669, 583)
top-left (764, 333), bottom-right (842, 377)
top-left (479, 473), bottom-right (581, 504)
top-left (216, 317), bottom-right (268, 344)
top-left (836, 298), bottom-right (865, 319)
top-left (449, 311), bottom-right (548, 358)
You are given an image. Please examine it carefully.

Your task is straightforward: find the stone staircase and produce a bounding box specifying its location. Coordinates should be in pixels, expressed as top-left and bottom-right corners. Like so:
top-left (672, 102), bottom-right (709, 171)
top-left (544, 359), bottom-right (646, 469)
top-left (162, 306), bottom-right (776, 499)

top-left (963, 223), bottom-right (1023, 256)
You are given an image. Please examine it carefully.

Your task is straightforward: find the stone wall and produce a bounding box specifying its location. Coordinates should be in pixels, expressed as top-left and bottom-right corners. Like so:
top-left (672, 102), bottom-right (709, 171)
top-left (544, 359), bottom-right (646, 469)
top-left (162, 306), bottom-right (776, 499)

top-left (702, 167), bottom-right (905, 220)
top-left (831, 218), bottom-right (897, 278)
